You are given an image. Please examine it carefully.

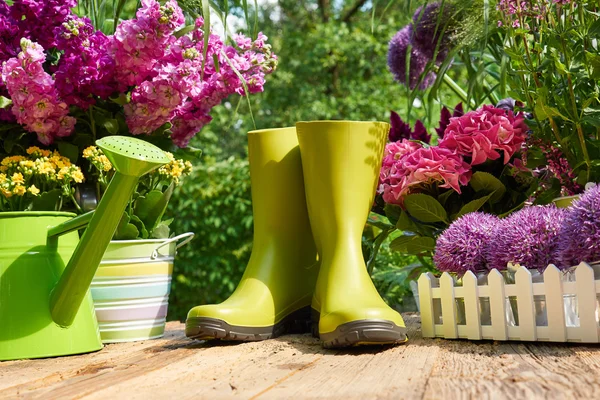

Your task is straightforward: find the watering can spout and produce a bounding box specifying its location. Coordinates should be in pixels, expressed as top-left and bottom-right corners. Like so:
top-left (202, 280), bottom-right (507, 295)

top-left (48, 137), bottom-right (170, 327)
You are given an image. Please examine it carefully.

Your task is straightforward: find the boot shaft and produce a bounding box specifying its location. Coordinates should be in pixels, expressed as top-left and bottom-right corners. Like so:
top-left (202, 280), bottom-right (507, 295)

top-left (296, 121), bottom-right (388, 254)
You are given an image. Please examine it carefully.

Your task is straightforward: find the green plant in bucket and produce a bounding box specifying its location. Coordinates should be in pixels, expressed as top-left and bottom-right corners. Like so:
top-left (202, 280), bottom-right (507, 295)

top-left (0, 136), bottom-right (170, 361)
top-left (83, 146), bottom-right (193, 240)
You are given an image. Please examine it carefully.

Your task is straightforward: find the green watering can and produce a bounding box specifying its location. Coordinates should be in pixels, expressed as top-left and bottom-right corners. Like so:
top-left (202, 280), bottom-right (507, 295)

top-left (0, 136), bottom-right (170, 361)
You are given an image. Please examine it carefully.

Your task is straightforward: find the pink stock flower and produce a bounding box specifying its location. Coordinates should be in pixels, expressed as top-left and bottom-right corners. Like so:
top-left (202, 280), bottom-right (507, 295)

top-left (379, 141), bottom-right (472, 205)
top-left (439, 105), bottom-right (528, 166)
top-left (1, 38), bottom-right (75, 145)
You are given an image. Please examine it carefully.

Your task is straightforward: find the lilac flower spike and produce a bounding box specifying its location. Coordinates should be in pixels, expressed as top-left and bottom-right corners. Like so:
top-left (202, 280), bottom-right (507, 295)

top-left (558, 184), bottom-right (600, 267)
top-left (434, 212), bottom-right (500, 273)
top-left (387, 25), bottom-right (436, 90)
top-left (487, 205), bottom-right (567, 271)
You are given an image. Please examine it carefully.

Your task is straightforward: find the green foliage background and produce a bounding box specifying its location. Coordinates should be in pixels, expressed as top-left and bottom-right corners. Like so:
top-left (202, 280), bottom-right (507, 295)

top-left (165, 0), bottom-right (466, 321)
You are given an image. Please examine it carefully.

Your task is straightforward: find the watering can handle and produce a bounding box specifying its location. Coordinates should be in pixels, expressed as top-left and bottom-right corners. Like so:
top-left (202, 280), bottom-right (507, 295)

top-left (151, 232), bottom-right (195, 260)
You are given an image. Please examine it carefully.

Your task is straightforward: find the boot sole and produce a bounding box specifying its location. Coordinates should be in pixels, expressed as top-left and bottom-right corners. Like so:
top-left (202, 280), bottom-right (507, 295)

top-left (186, 306), bottom-right (311, 341)
top-left (311, 310), bottom-right (407, 348)
top-left (319, 319), bottom-right (408, 348)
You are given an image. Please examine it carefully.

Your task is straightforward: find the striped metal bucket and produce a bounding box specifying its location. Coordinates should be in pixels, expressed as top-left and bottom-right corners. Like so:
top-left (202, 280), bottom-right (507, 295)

top-left (91, 233), bottom-right (194, 343)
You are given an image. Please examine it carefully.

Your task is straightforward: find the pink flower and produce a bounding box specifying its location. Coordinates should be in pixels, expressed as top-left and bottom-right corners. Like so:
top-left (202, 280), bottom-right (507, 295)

top-left (379, 142), bottom-right (472, 205)
top-left (439, 105), bottom-right (528, 166)
top-left (1, 38), bottom-right (74, 145)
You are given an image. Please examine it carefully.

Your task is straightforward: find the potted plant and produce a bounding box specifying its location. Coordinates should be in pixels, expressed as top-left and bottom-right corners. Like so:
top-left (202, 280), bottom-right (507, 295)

top-left (0, 0), bottom-right (277, 342)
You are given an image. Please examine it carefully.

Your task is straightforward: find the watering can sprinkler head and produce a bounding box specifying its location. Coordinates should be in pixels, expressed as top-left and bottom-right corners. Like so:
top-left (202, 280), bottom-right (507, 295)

top-left (97, 136), bottom-right (171, 176)
top-left (49, 136), bottom-right (170, 328)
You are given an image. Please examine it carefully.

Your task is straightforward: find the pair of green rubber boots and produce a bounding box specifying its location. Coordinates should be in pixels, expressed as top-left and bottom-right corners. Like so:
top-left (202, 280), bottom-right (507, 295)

top-left (185, 121), bottom-right (407, 348)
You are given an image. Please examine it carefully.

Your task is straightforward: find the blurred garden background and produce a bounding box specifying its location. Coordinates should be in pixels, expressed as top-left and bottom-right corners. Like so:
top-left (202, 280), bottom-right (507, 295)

top-left (163, 0), bottom-right (471, 321)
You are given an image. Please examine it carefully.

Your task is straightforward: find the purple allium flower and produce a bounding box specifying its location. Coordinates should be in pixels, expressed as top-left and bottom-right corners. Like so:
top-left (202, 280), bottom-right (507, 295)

top-left (487, 205), bottom-right (567, 271)
top-left (558, 184), bottom-right (600, 267)
top-left (434, 212), bottom-right (499, 273)
top-left (412, 2), bottom-right (454, 63)
top-left (389, 111), bottom-right (431, 143)
top-left (435, 102), bottom-right (463, 139)
top-left (387, 25), bottom-right (436, 90)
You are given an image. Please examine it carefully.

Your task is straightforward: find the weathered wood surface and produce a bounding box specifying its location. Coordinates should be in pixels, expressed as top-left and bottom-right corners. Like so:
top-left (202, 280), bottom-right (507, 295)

top-left (2, 314), bottom-right (600, 399)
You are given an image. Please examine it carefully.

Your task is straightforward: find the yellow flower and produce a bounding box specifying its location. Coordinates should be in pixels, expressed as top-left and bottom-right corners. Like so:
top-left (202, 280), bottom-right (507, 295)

top-left (99, 155), bottom-right (113, 171)
top-left (1, 155), bottom-right (27, 167)
top-left (50, 153), bottom-right (72, 169)
top-left (35, 160), bottom-right (56, 176)
top-left (83, 146), bottom-right (96, 159)
top-left (27, 185), bottom-right (40, 196)
top-left (1, 187), bottom-right (12, 198)
top-left (0, 173), bottom-right (6, 184)
top-left (72, 169), bottom-right (84, 183)
top-left (11, 172), bottom-right (24, 185)
top-left (12, 185), bottom-right (26, 196)
top-left (26, 146), bottom-right (51, 158)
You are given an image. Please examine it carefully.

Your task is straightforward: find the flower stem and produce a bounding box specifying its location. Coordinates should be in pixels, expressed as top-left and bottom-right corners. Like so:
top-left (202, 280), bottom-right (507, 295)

top-left (441, 74), bottom-right (474, 108)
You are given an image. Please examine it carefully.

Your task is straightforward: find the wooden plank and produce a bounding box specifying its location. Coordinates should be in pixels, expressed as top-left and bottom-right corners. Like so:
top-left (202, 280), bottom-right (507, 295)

top-left (462, 271), bottom-right (481, 340)
top-left (488, 269), bottom-right (508, 341)
top-left (418, 272), bottom-right (435, 338)
top-left (440, 272), bottom-right (458, 339)
top-left (575, 262), bottom-right (600, 343)
top-left (516, 266), bottom-right (537, 341)
top-left (544, 265), bottom-right (567, 342)
top-left (423, 340), bottom-right (600, 399)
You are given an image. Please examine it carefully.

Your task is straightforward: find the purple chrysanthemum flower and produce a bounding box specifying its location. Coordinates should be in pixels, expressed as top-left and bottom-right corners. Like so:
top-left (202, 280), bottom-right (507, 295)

top-left (487, 205), bottom-right (567, 271)
top-left (412, 2), bottom-right (454, 63)
top-left (434, 212), bottom-right (499, 273)
top-left (387, 25), bottom-right (436, 90)
top-left (558, 184), bottom-right (600, 267)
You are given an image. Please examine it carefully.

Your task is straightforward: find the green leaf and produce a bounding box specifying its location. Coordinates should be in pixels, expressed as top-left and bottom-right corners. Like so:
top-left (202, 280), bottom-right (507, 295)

top-left (57, 141), bottom-right (80, 163)
top-left (0, 96), bottom-right (12, 108)
top-left (103, 118), bottom-right (119, 134)
top-left (30, 189), bottom-right (61, 211)
top-left (134, 183), bottom-right (175, 234)
top-left (406, 237), bottom-right (436, 255)
top-left (396, 210), bottom-right (418, 233)
top-left (456, 193), bottom-right (494, 218)
top-left (403, 193), bottom-right (448, 223)
top-left (114, 212), bottom-right (139, 240)
top-left (469, 172), bottom-right (506, 202)
top-left (383, 203), bottom-right (402, 226)
top-left (129, 214), bottom-right (149, 239)
top-left (151, 223), bottom-right (171, 239)
top-left (389, 234), bottom-right (417, 253)
top-left (589, 18), bottom-right (600, 38)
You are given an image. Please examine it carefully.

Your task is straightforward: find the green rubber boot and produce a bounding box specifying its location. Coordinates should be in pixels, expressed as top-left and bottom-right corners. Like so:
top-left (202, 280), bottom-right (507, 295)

top-left (186, 127), bottom-right (319, 341)
top-left (296, 121), bottom-right (408, 348)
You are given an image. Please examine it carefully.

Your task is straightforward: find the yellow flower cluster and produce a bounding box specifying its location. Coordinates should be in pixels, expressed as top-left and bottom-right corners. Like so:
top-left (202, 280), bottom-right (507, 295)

top-left (153, 152), bottom-right (193, 184)
top-left (83, 146), bottom-right (113, 172)
top-left (0, 147), bottom-right (84, 200)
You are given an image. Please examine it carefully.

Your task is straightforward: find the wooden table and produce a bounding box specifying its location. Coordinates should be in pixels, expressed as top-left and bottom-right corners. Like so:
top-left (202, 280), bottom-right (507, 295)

top-left (2, 314), bottom-right (600, 399)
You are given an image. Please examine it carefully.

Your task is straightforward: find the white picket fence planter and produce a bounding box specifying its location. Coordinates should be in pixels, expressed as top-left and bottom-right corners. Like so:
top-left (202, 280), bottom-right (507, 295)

top-left (418, 262), bottom-right (600, 342)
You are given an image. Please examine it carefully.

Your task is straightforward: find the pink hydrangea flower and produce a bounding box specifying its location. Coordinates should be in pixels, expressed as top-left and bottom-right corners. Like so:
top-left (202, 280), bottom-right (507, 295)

top-left (379, 143), bottom-right (472, 205)
top-left (438, 105), bottom-right (528, 166)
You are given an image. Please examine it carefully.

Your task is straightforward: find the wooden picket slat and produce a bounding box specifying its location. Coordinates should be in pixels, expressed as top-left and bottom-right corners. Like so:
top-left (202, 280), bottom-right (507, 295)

top-left (418, 273), bottom-right (435, 338)
top-left (575, 262), bottom-right (600, 343)
top-left (462, 271), bottom-right (481, 340)
top-left (544, 265), bottom-right (567, 342)
top-left (440, 272), bottom-right (458, 339)
top-left (516, 267), bottom-right (537, 341)
top-left (488, 269), bottom-right (508, 341)
top-left (418, 263), bottom-right (600, 343)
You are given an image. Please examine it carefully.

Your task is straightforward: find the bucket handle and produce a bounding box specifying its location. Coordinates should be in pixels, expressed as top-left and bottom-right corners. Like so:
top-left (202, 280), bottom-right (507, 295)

top-left (151, 232), bottom-right (195, 260)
